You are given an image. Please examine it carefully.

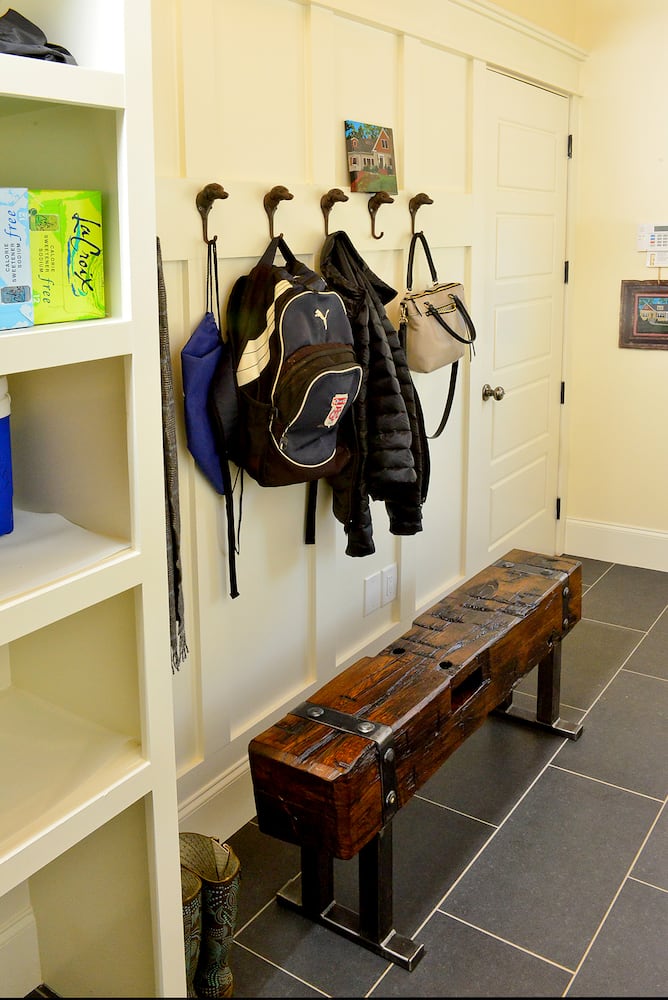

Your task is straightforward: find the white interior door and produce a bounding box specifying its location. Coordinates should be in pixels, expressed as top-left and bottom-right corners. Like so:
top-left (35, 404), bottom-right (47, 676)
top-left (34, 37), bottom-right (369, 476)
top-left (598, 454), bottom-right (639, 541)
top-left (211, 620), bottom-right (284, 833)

top-left (468, 69), bottom-right (570, 570)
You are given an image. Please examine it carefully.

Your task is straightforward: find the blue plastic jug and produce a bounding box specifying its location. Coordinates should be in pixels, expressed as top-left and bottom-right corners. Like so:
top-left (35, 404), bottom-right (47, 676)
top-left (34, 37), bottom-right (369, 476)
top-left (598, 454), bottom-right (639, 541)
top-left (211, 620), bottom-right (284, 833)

top-left (0, 376), bottom-right (13, 535)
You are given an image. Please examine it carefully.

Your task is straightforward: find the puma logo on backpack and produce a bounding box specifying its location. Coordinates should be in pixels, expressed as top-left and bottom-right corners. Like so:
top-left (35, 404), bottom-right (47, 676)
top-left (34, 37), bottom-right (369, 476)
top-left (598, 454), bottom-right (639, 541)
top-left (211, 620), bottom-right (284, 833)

top-left (210, 236), bottom-right (362, 490)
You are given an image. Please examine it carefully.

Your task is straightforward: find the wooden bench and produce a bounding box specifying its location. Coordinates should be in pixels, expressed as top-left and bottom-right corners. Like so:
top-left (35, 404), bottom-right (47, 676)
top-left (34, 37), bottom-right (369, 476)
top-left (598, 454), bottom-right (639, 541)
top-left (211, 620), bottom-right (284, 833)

top-left (248, 549), bottom-right (583, 969)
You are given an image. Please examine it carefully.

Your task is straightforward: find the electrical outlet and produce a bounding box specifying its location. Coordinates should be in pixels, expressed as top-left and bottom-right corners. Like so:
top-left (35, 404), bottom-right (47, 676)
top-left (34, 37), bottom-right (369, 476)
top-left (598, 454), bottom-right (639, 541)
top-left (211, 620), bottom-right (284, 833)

top-left (364, 572), bottom-right (381, 616)
top-left (381, 563), bottom-right (398, 605)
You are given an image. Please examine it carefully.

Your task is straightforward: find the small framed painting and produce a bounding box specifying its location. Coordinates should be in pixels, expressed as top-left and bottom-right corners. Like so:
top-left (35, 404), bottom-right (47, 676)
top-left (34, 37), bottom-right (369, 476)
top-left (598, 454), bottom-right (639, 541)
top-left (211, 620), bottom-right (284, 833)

top-left (619, 279), bottom-right (668, 350)
top-left (345, 120), bottom-right (398, 194)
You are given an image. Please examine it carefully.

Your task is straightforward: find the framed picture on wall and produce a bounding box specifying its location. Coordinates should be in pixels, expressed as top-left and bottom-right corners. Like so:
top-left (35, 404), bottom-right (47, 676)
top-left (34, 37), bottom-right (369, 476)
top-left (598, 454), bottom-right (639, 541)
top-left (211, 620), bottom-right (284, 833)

top-left (344, 120), bottom-right (398, 194)
top-left (619, 279), bottom-right (668, 349)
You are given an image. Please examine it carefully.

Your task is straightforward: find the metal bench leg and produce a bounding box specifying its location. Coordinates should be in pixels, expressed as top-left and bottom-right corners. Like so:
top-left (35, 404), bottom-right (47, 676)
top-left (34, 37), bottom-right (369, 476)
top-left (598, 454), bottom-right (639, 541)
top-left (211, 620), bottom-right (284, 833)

top-left (276, 827), bottom-right (425, 970)
top-left (496, 640), bottom-right (583, 740)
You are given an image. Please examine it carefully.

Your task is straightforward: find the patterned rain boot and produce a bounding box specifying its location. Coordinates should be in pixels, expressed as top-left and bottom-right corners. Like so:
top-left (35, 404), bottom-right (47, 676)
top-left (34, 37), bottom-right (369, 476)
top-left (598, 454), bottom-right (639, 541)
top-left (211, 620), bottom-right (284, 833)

top-left (181, 866), bottom-right (203, 998)
top-left (180, 833), bottom-right (241, 999)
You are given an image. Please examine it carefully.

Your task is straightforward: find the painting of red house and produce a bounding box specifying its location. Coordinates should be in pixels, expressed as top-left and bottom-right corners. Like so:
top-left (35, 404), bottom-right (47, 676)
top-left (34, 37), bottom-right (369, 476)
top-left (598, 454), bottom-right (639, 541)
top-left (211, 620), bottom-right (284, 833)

top-left (345, 120), bottom-right (398, 194)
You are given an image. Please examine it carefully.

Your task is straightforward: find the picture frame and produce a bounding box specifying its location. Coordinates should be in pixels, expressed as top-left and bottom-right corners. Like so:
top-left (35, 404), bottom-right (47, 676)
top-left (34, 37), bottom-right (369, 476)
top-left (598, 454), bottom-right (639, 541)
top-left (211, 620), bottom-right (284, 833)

top-left (619, 279), bottom-right (668, 350)
top-left (344, 120), bottom-right (398, 194)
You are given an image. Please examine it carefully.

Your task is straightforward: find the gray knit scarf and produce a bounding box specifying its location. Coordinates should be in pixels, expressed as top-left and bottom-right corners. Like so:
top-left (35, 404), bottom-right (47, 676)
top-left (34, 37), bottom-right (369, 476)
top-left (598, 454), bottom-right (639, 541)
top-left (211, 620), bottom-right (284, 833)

top-left (156, 237), bottom-right (188, 671)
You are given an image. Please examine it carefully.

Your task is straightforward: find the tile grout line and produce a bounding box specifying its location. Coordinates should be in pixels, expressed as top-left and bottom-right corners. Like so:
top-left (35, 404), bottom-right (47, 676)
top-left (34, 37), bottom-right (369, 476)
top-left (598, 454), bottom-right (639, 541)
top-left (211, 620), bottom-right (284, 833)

top-left (561, 797), bottom-right (667, 996)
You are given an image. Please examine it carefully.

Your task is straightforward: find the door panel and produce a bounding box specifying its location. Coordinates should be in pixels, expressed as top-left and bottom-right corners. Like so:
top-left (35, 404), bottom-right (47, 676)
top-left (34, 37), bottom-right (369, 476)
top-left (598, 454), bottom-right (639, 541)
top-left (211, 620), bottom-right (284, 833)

top-left (470, 70), bottom-right (569, 567)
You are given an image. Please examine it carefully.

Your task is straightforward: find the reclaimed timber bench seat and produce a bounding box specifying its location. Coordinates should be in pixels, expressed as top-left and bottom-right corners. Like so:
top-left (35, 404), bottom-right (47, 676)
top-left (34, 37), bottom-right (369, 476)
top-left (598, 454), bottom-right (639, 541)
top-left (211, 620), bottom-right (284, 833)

top-left (248, 550), bottom-right (583, 970)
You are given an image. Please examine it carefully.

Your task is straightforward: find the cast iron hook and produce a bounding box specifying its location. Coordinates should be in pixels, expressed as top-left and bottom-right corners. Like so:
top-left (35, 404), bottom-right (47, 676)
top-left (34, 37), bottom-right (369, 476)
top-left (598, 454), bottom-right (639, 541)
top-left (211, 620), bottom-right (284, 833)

top-left (195, 182), bottom-right (229, 244)
top-left (408, 192), bottom-right (434, 235)
top-left (368, 191), bottom-right (394, 240)
top-left (321, 188), bottom-right (349, 237)
top-left (264, 185), bottom-right (294, 239)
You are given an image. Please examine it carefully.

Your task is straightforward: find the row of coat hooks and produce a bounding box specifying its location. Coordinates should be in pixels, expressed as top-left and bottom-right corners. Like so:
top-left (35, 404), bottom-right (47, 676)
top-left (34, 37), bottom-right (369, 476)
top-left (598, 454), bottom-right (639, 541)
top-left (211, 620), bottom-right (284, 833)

top-left (195, 182), bottom-right (434, 243)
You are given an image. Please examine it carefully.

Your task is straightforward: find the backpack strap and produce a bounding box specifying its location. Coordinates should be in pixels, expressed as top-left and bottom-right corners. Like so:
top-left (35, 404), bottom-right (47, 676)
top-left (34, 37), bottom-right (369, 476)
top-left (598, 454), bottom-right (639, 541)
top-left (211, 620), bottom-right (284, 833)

top-left (305, 481), bottom-right (318, 545)
top-left (259, 234), bottom-right (298, 269)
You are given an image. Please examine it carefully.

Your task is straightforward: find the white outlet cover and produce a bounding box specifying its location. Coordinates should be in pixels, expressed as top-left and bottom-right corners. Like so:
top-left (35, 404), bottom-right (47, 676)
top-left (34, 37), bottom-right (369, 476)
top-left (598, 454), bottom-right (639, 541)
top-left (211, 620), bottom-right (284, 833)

top-left (364, 572), bottom-right (381, 615)
top-left (381, 564), bottom-right (398, 605)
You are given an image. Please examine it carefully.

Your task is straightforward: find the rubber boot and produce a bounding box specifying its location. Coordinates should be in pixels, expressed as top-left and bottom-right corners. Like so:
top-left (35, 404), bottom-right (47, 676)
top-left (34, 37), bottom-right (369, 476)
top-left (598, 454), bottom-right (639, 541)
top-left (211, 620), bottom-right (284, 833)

top-left (180, 833), bottom-right (241, 999)
top-left (181, 866), bottom-right (202, 998)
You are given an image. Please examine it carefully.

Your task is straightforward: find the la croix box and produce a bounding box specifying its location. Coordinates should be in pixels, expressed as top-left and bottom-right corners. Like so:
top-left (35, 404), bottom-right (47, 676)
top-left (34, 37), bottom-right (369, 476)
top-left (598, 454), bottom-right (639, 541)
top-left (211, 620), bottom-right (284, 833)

top-left (28, 190), bottom-right (105, 324)
top-left (1, 187), bottom-right (33, 331)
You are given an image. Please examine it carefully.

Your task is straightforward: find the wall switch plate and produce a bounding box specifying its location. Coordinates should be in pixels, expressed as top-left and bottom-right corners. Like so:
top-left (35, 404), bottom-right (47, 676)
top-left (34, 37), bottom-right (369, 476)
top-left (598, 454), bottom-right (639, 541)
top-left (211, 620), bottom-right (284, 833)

top-left (381, 563), bottom-right (398, 605)
top-left (364, 572), bottom-right (381, 616)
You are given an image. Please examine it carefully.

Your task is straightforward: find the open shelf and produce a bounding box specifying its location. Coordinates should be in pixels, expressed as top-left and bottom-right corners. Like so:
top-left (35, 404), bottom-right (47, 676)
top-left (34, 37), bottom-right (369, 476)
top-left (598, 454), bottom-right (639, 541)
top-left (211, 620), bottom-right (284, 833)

top-left (26, 802), bottom-right (158, 996)
top-left (0, 589), bottom-right (148, 890)
top-left (0, 686), bottom-right (144, 873)
top-left (0, 509), bottom-right (128, 604)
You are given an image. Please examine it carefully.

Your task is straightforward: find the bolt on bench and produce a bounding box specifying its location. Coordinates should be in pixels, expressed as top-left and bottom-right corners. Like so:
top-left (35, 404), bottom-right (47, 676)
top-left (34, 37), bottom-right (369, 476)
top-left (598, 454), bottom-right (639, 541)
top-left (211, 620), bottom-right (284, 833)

top-left (248, 550), bottom-right (583, 970)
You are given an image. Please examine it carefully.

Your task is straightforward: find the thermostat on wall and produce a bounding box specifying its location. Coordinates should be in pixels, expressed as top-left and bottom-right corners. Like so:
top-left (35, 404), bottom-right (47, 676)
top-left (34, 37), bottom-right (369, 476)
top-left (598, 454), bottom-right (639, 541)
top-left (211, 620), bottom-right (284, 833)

top-left (637, 223), bottom-right (668, 250)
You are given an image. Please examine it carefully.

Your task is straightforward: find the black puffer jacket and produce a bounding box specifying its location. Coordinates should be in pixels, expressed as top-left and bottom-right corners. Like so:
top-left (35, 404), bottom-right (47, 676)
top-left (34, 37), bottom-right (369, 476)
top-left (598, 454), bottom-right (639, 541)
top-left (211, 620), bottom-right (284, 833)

top-left (320, 230), bottom-right (430, 556)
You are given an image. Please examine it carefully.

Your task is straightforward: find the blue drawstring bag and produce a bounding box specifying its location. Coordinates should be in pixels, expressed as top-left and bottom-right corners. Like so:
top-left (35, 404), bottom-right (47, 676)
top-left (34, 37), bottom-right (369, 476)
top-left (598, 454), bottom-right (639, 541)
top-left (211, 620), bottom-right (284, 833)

top-left (181, 239), bottom-right (228, 494)
top-left (180, 238), bottom-right (240, 597)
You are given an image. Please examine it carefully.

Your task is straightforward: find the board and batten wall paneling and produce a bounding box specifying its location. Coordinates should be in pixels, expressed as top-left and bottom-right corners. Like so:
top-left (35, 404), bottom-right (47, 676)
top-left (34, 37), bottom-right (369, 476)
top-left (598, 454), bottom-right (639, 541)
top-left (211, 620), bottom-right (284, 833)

top-left (151, 0), bottom-right (584, 837)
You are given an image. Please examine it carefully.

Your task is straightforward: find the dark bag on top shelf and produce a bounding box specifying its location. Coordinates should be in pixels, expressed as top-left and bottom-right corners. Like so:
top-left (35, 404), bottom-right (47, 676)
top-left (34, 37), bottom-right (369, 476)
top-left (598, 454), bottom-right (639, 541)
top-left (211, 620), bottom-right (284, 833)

top-left (0, 8), bottom-right (77, 64)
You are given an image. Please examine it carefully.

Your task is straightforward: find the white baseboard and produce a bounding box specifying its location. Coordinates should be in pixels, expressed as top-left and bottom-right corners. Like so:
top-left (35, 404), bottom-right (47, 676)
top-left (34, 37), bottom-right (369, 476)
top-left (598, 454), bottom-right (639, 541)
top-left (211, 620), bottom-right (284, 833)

top-left (564, 517), bottom-right (668, 572)
top-left (178, 757), bottom-right (255, 843)
top-left (0, 886), bottom-right (41, 999)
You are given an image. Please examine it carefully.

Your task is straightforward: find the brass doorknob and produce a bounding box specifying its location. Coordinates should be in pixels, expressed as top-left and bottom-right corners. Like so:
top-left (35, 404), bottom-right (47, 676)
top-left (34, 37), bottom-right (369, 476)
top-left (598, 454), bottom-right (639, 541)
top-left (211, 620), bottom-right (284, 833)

top-left (482, 383), bottom-right (505, 401)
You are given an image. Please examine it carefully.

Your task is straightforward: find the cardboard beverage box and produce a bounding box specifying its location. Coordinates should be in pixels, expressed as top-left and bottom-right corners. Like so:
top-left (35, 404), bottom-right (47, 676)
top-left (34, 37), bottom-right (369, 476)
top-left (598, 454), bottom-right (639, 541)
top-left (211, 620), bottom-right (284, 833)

top-left (1, 188), bottom-right (33, 331)
top-left (28, 190), bottom-right (105, 324)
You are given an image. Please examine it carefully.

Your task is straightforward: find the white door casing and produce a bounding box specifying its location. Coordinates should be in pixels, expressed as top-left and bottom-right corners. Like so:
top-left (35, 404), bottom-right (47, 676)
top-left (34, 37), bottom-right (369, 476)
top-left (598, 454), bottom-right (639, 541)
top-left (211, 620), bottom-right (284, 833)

top-left (468, 69), bottom-right (570, 571)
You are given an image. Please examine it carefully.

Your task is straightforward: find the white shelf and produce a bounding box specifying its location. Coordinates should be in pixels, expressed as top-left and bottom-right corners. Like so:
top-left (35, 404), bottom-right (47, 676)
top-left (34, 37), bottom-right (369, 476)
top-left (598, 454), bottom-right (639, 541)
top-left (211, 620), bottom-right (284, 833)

top-left (0, 320), bottom-right (133, 375)
top-left (0, 509), bottom-right (128, 606)
top-left (0, 686), bottom-right (144, 876)
top-left (0, 53), bottom-right (124, 109)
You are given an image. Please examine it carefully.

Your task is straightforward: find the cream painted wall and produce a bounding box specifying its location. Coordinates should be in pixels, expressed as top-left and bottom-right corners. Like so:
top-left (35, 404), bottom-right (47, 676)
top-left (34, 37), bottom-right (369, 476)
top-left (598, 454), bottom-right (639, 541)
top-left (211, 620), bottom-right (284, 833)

top-left (564, 0), bottom-right (668, 567)
top-left (485, 0), bottom-right (577, 42)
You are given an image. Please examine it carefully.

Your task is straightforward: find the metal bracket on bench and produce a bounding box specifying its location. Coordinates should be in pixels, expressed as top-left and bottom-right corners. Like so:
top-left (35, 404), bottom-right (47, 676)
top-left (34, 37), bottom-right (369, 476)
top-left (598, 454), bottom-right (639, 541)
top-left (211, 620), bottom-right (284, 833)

top-left (291, 701), bottom-right (400, 824)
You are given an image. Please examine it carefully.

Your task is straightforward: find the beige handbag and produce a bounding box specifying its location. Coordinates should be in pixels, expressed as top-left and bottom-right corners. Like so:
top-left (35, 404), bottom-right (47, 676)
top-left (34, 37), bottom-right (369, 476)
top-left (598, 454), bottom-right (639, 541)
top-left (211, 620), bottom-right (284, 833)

top-left (399, 231), bottom-right (476, 437)
top-left (400, 231), bottom-right (476, 374)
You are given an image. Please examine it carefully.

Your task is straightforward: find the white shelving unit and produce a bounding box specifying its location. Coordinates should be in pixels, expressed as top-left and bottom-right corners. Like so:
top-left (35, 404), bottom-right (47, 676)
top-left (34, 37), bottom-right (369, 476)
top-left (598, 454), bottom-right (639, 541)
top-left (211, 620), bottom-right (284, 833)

top-left (0, 3), bottom-right (185, 996)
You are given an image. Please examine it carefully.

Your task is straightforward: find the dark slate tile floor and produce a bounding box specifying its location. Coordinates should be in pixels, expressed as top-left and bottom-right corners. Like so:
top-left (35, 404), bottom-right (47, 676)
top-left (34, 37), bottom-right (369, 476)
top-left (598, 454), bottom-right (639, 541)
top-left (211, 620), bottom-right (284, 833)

top-left (225, 556), bottom-right (668, 997)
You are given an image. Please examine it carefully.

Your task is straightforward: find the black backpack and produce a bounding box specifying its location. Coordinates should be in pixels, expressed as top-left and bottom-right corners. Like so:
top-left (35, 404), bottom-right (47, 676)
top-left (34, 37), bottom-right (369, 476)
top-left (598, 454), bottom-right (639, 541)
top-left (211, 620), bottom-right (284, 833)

top-left (208, 236), bottom-right (362, 593)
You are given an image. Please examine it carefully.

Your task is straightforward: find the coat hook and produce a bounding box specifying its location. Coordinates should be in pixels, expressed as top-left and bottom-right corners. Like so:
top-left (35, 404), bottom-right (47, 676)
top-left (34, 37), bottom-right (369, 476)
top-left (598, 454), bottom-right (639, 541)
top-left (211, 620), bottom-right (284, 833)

top-left (408, 192), bottom-right (434, 236)
top-left (195, 182), bottom-right (229, 244)
top-left (264, 185), bottom-right (293, 239)
top-left (321, 188), bottom-right (348, 237)
top-left (368, 191), bottom-right (394, 240)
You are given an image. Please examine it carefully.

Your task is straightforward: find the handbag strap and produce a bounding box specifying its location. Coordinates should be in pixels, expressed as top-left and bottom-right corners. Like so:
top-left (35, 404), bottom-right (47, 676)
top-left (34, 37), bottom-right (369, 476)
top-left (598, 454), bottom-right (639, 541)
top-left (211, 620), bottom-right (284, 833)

top-left (428, 362), bottom-right (459, 439)
top-left (426, 293), bottom-right (477, 351)
top-left (406, 230), bottom-right (438, 290)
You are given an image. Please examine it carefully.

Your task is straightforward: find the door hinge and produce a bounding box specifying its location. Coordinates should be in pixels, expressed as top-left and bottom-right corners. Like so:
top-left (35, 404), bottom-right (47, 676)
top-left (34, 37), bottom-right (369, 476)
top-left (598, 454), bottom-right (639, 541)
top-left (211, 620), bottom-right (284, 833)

top-left (564, 260), bottom-right (570, 283)
top-left (568, 134), bottom-right (573, 158)
top-left (556, 497), bottom-right (562, 520)
top-left (560, 381), bottom-right (565, 404)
